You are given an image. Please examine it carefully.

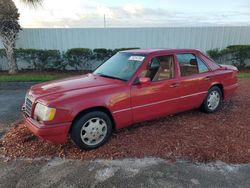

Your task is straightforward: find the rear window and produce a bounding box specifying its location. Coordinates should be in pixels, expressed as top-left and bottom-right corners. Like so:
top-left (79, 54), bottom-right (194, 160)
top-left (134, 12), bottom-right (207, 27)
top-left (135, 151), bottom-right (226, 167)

top-left (201, 54), bottom-right (220, 70)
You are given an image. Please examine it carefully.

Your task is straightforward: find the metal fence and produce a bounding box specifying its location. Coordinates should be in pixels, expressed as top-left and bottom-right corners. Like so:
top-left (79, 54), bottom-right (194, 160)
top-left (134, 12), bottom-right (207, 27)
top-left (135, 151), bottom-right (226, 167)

top-left (1, 26), bottom-right (250, 51)
top-left (1, 26), bottom-right (250, 70)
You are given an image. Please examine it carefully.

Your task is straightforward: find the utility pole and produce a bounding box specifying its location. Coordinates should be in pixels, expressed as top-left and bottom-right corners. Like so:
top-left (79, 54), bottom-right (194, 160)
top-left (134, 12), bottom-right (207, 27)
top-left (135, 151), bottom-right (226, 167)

top-left (104, 14), bottom-right (106, 28)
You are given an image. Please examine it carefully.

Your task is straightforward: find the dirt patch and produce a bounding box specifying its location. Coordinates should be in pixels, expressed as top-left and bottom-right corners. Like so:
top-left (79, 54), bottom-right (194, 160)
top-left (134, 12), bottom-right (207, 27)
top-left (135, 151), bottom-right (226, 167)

top-left (1, 79), bottom-right (250, 163)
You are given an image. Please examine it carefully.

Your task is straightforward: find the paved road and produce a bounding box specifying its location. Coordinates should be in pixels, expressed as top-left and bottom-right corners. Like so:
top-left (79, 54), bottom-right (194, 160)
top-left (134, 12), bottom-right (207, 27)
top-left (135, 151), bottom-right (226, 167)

top-left (0, 82), bottom-right (250, 188)
top-left (0, 82), bottom-right (36, 136)
top-left (1, 157), bottom-right (250, 188)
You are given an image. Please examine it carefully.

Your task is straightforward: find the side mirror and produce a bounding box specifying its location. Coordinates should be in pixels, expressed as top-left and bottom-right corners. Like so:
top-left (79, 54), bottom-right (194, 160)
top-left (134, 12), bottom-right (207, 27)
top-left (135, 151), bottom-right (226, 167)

top-left (139, 77), bottom-right (151, 85)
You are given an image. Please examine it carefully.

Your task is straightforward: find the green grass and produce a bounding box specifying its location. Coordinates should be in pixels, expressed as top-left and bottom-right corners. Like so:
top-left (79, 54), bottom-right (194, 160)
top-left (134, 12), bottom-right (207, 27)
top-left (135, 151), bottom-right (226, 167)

top-left (0, 74), bottom-right (65, 82)
top-left (238, 72), bottom-right (250, 78)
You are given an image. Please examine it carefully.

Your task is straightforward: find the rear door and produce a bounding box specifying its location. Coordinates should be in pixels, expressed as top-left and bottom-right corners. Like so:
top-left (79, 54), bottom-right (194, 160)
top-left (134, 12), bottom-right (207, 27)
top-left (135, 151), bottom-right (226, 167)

top-left (195, 54), bottom-right (214, 94)
top-left (176, 53), bottom-right (210, 111)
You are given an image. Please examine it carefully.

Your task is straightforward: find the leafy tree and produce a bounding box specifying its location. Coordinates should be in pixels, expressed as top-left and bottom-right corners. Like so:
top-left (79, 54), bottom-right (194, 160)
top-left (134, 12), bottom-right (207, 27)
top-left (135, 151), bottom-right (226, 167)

top-left (0, 0), bottom-right (41, 74)
top-left (226, 45), bottom-right (250, 69)
top-left (207, 45), bottom-right (250, 69)
top-left (0, 0), bottom-right (20, 74)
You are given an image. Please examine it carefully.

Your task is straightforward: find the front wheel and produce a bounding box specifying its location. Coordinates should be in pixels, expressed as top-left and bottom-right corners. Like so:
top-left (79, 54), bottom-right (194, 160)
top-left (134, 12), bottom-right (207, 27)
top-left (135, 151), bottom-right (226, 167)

top-left (202, 86), bottom-right (222, 113)
top-left (70, 111), bottom-right (113, 150)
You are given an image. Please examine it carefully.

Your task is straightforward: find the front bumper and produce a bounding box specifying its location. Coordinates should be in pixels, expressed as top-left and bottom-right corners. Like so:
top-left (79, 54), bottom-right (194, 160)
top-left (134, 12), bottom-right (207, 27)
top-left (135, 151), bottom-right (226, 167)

top-left (23, 115), bottom-right (71, 144)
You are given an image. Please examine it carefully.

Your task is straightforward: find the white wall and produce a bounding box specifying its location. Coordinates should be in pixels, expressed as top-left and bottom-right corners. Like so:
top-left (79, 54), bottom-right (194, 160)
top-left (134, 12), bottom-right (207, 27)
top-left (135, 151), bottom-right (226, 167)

top-left (12, 26), bottom-right (250, 52)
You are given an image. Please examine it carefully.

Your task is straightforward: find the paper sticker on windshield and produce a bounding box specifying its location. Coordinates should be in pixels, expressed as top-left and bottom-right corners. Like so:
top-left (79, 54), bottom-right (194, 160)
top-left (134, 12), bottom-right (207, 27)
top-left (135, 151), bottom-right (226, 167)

top-left (129, 56), bottom-right (145, 61)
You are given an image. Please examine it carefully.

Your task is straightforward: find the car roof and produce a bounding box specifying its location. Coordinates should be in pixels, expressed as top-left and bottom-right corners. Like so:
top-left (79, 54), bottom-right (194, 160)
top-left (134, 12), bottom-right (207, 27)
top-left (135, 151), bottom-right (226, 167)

top-left (121, 48), bottom-right (202, 55)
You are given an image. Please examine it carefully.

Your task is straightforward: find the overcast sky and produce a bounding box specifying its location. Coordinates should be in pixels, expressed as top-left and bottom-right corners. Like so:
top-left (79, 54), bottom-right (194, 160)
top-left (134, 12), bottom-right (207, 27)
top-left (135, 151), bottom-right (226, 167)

top-left (13, 0), bottom-right (250, 28)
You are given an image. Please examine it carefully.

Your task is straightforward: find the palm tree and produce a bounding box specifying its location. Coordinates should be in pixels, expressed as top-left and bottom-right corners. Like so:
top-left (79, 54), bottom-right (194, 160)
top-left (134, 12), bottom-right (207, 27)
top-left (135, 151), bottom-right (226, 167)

top-left (20, 0), bottom-right (42, 7)
top-left (0, 0), bottom-right (41, 74)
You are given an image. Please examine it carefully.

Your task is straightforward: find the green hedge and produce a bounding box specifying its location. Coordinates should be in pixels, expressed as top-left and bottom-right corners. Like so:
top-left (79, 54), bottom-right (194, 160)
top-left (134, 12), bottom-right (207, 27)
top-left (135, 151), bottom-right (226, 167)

top-left (207, 45), bottom-right (250, 69)
top-left (93, 48), bottom-right (113, 61)
top-left (65, 48), bottom-right (93, 70)
top-left (112, 48), bottom-right (140, 54)
top-left (1, 46), bottom-right (249, 70)
top-left (0, 47), bottom-right (139, 71)
top-left (16, 49), bottom-right (62, 70)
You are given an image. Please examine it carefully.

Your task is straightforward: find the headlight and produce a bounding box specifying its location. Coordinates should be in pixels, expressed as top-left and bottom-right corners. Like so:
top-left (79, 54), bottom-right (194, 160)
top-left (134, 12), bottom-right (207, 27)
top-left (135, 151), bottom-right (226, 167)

top-left (34, 103), bottom-right (56, 121)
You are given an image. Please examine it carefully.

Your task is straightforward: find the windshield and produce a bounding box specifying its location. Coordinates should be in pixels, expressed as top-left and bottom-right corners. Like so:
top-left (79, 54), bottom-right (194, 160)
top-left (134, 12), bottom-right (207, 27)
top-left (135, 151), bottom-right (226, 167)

top-left (94, 52), bottom-right (146, 81)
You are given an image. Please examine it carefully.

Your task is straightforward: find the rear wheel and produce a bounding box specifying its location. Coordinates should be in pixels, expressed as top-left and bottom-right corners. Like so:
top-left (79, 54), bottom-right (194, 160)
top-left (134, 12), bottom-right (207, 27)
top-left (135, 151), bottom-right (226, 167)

top-left (70, 111), bottom-right (113, 150)
top-left (202, 86), bottom-right (222, 113)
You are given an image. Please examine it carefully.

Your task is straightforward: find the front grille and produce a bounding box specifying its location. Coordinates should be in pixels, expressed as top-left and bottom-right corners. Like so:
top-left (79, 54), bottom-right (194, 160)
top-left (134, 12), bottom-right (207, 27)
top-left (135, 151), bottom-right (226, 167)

top-left (25, 97), bottom-right (33, 117)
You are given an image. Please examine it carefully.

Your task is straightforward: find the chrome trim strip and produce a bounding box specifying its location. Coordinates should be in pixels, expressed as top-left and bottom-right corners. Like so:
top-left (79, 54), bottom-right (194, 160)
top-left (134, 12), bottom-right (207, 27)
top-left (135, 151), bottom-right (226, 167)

top-left (113, 91), bottom-right (207, 114)
top-left (132, 97), bottom-right (177, 110)
top-left (113, 108), bottom-right (132, 114)
top-left (179, 91), bottom-right (207, 99)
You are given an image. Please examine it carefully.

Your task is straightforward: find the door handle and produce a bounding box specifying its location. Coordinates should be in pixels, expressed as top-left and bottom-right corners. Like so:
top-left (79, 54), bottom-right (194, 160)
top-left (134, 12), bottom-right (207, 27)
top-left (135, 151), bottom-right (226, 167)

top-left (203, 76), bottom-right (211, 81)
top-left (170, 83), bottom-right (179, 88)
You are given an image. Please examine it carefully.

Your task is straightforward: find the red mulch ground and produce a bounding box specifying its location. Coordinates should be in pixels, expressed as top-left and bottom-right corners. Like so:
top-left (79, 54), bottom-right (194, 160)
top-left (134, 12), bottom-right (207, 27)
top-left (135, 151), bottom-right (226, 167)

top-left (1, 78), bottom-right (250, 163)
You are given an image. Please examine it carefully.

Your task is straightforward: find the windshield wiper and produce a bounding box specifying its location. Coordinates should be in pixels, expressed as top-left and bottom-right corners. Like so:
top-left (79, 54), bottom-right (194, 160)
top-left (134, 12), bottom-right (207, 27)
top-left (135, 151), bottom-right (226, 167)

top-left (97, 73), bottom-right (127, 81)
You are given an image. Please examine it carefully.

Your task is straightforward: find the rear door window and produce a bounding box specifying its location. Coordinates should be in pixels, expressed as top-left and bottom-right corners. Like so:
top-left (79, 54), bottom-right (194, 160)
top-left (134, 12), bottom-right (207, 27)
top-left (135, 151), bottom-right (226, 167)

top-left (176, 53), bottom-right (199, 77)
top-left (177, 53), bottom-right (209, 76)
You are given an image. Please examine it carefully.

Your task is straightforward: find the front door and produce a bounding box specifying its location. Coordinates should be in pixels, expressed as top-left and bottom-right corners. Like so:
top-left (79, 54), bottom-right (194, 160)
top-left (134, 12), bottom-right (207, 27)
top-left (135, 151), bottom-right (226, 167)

top-left (130, 54), bottom-right (180, 123)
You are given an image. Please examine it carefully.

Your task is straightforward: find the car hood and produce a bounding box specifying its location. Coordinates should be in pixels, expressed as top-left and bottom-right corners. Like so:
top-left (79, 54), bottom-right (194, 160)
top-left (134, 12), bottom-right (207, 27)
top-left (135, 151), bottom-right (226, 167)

top-left (28, 74), bottom-right (122, 100)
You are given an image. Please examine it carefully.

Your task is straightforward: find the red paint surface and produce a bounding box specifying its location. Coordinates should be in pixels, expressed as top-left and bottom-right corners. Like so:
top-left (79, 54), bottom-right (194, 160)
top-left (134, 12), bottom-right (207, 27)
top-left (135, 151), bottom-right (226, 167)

top-left (23, 49), bottom-right (238, 143)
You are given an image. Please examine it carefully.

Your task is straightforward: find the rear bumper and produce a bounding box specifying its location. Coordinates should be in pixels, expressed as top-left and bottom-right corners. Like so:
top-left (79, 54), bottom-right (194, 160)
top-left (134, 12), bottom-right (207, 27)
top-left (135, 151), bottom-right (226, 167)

top-left (23, 115), bottom-right (71, 144)
top-left (224, 83), bottom-right (238, 99)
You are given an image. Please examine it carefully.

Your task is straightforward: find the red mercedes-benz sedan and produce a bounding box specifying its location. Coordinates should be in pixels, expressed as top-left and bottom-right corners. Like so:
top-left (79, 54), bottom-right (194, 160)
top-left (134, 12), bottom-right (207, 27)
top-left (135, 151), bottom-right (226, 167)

top-left (22, 49), bottom-right (238, 150)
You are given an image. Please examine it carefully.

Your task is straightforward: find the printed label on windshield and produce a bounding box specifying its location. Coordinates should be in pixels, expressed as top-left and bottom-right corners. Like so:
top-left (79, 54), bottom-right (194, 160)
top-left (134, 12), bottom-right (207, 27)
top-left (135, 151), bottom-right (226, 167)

top-left (128, 56), bottom-right (145, 61)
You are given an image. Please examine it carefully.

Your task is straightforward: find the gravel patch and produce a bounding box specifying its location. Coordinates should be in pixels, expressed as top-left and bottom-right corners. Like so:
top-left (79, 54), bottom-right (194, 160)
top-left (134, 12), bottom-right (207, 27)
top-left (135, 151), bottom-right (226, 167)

top-left (1, 79), bottom-right (249, 163)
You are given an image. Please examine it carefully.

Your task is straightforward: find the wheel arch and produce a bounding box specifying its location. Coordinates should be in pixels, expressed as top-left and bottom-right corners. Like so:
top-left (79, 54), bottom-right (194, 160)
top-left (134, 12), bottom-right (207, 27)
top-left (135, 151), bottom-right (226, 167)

top-left (210, 83), bottom-right (224, 99)
top-left (69, 106), bottom-right (116, 133)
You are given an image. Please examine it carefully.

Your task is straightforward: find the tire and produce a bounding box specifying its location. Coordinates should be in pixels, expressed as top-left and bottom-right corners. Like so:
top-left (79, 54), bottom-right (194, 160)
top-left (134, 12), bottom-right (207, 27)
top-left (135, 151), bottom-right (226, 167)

top-left (70, 111), bottom-right (113, 150)
top-left (202, 86), bottom-right (222, 113)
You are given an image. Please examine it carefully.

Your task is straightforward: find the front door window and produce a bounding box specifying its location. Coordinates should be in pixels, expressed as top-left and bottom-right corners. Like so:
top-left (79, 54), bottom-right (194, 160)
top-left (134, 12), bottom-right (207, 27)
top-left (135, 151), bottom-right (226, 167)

top-left (140, 55), bottom-right (175, 81)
